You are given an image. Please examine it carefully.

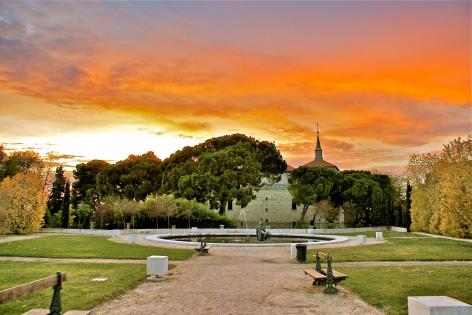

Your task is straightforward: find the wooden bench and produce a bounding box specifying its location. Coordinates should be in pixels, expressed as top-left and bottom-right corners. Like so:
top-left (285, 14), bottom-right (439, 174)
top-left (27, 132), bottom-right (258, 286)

top-left (0, 272), bottom-right (67, 314)
top-left (302, 251), bottom-right (348, 294)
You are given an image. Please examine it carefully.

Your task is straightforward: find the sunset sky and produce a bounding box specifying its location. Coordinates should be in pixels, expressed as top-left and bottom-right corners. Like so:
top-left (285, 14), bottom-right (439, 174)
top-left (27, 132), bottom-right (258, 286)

top-left (1, 1), bottom-right (470, 174)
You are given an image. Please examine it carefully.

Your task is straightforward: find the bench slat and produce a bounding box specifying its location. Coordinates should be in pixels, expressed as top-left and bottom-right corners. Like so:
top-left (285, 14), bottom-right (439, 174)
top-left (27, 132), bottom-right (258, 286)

top-left (0, 273), bottom-right (67, 305)
top-left (321, 269), bottom-right (348, 279)
top-left (303, 269), bottom-right (327, 280)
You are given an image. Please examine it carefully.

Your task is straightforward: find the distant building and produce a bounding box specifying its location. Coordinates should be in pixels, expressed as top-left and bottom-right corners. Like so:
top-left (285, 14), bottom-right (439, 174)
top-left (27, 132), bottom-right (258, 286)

top-left (225, 128), bottom-right (339, 227)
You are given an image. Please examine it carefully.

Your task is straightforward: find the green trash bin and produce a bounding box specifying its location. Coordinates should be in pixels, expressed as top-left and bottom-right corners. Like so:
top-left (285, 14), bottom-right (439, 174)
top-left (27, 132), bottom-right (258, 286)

top-left (296, 244), bottom-right (307, 263)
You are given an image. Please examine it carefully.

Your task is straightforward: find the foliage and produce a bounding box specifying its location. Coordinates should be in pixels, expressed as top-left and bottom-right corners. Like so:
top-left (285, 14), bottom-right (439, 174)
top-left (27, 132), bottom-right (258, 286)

top-left (407, 136), bottom-right (472, 238)
top-left (142, 194), bottom-right (178, 229)
top-left (0, 235), bottom-right (194, 260)
top-left (75, 202), bottom-right (91, 228)
top-left (177, 142), bottom-right (264, 214)
top-left (288, 167), bottom-right (336, 224)
top-left (161, 134), bottom-right (287, 214)
top-left (0, 172), bottom-right (46, 234)
top-left (61, 181), bottom-right (71, 228)
top-left (0, 262), bottom-right (147, 315)
top-left (46, 166), bottom-right (66, 217)
top-left (72, 159), bottom-right (110, 208)
top-left (96, 152), bottom-right (161, 200)
top-left (0, 150), bottom-right (44, 181)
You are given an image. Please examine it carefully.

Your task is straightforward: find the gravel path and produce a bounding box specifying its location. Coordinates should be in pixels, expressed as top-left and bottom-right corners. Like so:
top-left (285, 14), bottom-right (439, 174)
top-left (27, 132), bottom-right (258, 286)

top-left (90, 247), bottom-right (384, 315)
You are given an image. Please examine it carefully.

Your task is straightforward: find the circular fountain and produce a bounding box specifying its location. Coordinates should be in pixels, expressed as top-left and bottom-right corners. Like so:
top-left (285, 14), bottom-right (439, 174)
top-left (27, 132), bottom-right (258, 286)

top-left (145, 231), bottom-right (348, 247)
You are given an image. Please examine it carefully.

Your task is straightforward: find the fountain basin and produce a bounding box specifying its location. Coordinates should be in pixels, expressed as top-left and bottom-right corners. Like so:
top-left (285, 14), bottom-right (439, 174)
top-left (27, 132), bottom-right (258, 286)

top-left (145, 232), bottom-right (349, 247)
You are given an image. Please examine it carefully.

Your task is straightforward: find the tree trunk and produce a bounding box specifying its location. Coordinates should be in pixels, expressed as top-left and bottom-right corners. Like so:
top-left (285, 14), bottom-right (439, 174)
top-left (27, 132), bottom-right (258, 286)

top-left (218, 200), bottom-right (227, 215)
top-left (299, 204), bottom-right (309, 225)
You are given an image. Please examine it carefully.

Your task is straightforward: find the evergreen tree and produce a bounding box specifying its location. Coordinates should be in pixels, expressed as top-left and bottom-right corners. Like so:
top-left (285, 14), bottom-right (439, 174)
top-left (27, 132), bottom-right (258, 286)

top-left (61, 181), bottom-right (70, 228)
top-left (46, 166), bottom-right (66, 225)
top-left (405, 181), bottom-right (412, 231)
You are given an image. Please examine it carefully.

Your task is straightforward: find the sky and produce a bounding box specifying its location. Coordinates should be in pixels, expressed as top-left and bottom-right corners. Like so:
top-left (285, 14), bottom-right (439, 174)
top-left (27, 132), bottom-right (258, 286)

top-left (0, 1), bottom-right (470, 174)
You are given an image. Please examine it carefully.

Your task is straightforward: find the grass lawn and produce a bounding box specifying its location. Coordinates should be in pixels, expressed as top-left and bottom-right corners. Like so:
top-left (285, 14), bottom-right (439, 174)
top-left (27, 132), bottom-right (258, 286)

top-left (337, 265), bottom-right (472, 315)
top-left (322, 231), bottom-right (425, 238)
top-left (308, 237), bottom-right (472, 262)
top-left (0, 235), bottom-right (193, 260)
top-left (0, 261), bottom-right (147, 315)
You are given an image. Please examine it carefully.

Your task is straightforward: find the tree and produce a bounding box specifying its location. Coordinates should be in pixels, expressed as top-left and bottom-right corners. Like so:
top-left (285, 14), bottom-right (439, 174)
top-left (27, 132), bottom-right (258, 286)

top-left (161, 134), bottom-right (287, 196)
top-left (0, 172), bottom-right (46, 233)
top-left (2, 151), bottom-right (44, 180)
top-left (407, 136), bottom-right (472, 238)
top-left (177, 142), bottom-right (264, 215)
top-left (142, 194), bottom-right (178, 229)
top-left (76, 202), bottom-right (91, 228)
top-left (72, 160), bottom-right (110, 208)
top-left (288, 167), bottom-right (336, 224)
top-left (46, 166), bottom-right (66, 226)
top-left (61, 181), bottom-right (70, 228)
top-left (96, 152), bottom-right (161, 200)
top-left (405, 181), bottom-right (412, 230)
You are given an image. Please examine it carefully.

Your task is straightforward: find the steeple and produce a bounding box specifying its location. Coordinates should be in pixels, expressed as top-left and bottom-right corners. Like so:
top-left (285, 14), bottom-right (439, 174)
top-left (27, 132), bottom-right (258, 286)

top-left (315, 123), bottom-right (323, 161)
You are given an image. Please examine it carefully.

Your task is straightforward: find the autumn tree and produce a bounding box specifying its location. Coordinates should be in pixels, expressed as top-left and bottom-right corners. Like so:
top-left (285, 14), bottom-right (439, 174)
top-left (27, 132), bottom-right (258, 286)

top-left (407, 136), bottom-right (472, 238)
top-left (0, 172), bottom-right (46, 233)
top-left (2, 151), bottom-right (44, 180)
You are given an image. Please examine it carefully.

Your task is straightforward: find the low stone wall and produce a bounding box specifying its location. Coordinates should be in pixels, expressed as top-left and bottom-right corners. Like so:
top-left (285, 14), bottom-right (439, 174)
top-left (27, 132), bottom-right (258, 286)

top-left (42, 226), bottom-right (406, 236)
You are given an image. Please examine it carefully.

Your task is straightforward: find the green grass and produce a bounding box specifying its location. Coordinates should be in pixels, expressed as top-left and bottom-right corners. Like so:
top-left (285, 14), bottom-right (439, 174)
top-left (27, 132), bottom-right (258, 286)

top-left (337, 265), bottom-right (472, 315)
top-left (0, 261), bottom-right (147, 315)
top-left (0, 235), bottom-right (193, 260)
top-left (322, 231), bottom-right (424, 238)
top-left (308, 237), bottom-right (472, 262)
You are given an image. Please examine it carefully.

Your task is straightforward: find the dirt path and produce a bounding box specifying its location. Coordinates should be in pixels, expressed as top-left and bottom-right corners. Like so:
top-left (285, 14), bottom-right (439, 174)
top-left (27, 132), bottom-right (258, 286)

top-left (91, 247), bottom-right (384, 315)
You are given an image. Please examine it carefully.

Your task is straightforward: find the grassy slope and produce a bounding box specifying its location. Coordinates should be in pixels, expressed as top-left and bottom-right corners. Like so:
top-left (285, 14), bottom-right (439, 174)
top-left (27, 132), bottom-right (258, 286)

top-left (0, 261), bottom-right (146, 315)
top-left (0, 235), bottom-right (193, 260)
top-left (338, 265), bottom-right (472, 315)
top-left (308, 236), bottom-right (472, 262)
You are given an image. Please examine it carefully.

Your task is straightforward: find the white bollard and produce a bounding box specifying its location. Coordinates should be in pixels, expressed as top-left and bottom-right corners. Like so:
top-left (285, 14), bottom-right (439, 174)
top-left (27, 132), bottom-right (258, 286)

top-left (191, 227), bottom-right (198, 233)
top-left (220, 224), bottom-right (224, 229)
top-left (290, 244), bottom-right (297, 258)
top-left (147, 256), bottom-right (168, 277)
top-left (408, 296), bottom-right (472, 315)
top-left (375, 232), bottom-right (383, 240)
top-left (356, 235), bottom-right (367, 245)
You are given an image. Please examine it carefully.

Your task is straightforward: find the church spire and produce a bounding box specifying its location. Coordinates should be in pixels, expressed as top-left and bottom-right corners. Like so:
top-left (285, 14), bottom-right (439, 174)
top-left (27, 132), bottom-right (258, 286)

top-left (315, 123), bottom-right (323, 161)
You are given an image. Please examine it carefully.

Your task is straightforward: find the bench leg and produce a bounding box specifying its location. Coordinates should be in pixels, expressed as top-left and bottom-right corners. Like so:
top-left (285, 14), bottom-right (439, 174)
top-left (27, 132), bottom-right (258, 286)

top-left (313, 279), bottom-right (325, 286)
top-left (323, 285), bottom-right (338, 294)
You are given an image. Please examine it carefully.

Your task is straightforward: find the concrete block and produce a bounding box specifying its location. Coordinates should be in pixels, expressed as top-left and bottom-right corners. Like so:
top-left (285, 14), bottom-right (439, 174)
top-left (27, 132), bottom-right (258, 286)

top-left (356, 235), bottom-right (367, 245)
top-left (376, 232), bottom-right (383, 240)
top-left (220, 224), bottom-right (225, 229)
top-left (290, 244), bottom-right (297, 258)
top-left (408, 296), bottom-right (472, 315)
top-left (147, 255), bottom-right (168, 277)
top-left (191, 227), bottom-right (198, 233)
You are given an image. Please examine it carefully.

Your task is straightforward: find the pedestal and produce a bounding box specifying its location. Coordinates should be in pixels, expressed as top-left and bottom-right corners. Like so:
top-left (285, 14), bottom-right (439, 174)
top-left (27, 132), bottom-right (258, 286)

top-left (376, 232), bottom-right (383, 240)
top-left (408, 296), bottom-right (472, 315)
top-left (147, 256), bottom-right (168, 277)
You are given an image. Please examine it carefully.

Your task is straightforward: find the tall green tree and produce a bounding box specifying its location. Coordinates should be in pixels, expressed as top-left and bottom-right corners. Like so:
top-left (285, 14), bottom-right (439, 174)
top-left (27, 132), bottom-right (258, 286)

top-left (405, 181), bottom-right (412, 230)
top-left (72, 160), bottom-right (110, 208)
top-left (178, 142), bottom-right (264, 214)
top-left (47, 166), bottom-right (66, 218)
top-left (96, 152), bottom-right (161, 200)
top-left (288, 167), bottom-right (336, 224)
top-left (161, 134), bottom-right (287, 195)
top-left (61, 181), bottom-right (70, 228)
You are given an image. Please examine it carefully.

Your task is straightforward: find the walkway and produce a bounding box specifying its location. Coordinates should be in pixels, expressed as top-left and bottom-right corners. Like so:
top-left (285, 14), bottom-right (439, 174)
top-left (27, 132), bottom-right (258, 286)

top-left (91, 246), bottom-right (383, 315)
top-left (0, 233), bottom-right (48, 244)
